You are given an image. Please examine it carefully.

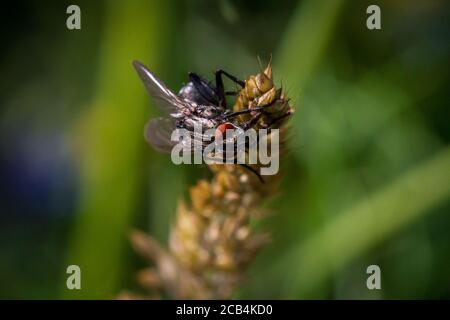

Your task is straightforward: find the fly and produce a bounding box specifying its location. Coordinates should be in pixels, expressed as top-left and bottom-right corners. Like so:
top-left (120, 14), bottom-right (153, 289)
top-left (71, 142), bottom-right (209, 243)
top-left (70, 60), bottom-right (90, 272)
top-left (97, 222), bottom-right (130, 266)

top-left (133, 60), bottom-right (276, 181)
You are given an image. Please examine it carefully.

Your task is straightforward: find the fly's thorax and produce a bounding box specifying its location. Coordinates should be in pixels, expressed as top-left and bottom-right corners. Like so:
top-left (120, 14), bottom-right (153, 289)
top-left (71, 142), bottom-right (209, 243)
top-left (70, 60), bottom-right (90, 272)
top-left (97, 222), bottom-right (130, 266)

top-left (188, 116), bottom-right (217, 130)
top-left (179, 104), bottom-right (196, 117)
top-left (195, 104), bottom-right (223, 118)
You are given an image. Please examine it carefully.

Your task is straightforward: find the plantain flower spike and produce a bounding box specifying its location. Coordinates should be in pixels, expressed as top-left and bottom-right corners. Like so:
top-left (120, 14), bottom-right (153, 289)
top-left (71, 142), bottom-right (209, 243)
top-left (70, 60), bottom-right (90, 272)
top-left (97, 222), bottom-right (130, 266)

top-left (121, 60), bottom-right (294, 299)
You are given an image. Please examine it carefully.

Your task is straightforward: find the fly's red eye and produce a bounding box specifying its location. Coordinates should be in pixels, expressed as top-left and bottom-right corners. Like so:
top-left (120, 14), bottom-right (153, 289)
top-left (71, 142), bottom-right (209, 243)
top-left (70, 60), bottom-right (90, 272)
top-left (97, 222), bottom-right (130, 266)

top-left (215, 122), bottom-right (235, 140)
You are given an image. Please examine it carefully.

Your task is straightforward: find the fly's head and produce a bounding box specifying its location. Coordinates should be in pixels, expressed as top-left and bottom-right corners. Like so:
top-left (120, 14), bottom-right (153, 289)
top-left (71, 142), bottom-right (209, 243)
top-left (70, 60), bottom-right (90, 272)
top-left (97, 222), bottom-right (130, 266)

top-left (214, 122), bottom-right (238, 141)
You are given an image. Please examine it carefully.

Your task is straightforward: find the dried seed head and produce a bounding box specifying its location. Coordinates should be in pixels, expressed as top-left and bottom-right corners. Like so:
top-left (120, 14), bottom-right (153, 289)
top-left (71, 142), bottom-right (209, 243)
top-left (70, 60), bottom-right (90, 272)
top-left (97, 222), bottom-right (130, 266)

top-left (255, 71), bottom-right (273, 93)
top-left (126, 61), bottom-right (294, 299)
top-left (256, 86), bottom-right (277, 107)
top-left (245, 76), bottom-right (259, 99)
top-left (264, 61), bottom-right (273, 79)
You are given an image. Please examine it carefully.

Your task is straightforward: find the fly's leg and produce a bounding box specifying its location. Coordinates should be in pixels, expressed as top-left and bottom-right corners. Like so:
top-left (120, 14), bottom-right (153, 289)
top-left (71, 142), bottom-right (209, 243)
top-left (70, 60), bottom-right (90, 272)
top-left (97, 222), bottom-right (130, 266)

top-left (224, 108), bottom-right (292, 129)
top-left (242, 113), bottom-right (263, 130)
top-left (262, 110), bottom-right (293, 128)
top-left (215, 69), bottom-right (245, 109)
top-left (215, 69), bottom-right (245, 87)
top-left (220, 106), bottom-right (265, 120)
top-left (220, 147), bottom-right (264, 182)
top-left (219, 98), bottom-right (277, 121)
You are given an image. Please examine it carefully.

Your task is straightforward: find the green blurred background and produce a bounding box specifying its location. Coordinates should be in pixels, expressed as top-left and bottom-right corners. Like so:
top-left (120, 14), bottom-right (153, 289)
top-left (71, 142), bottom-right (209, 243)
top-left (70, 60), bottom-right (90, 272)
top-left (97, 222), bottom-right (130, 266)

top-left (0, 0), bottom-right (449, 299)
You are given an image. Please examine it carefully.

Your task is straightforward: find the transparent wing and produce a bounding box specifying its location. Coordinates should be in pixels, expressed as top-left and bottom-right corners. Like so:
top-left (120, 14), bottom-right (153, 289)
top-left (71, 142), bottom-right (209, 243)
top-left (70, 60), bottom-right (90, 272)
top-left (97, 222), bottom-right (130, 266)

top-left (144, 118), bottom-right (177, 153)
top-left (133, 60), bottom-right (188, 113)
top-left (145, 118), bottom-right (210, 154)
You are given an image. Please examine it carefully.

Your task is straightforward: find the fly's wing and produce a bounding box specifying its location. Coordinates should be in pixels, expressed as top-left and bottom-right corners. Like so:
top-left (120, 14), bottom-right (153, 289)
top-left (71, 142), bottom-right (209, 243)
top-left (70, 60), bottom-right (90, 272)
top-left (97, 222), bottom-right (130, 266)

top-left (144, 118), bottom-right (177, 153)
top-left (133, 60), bottom-right (188, 114)
top-left (145, 118), bottom-right (208, 154)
